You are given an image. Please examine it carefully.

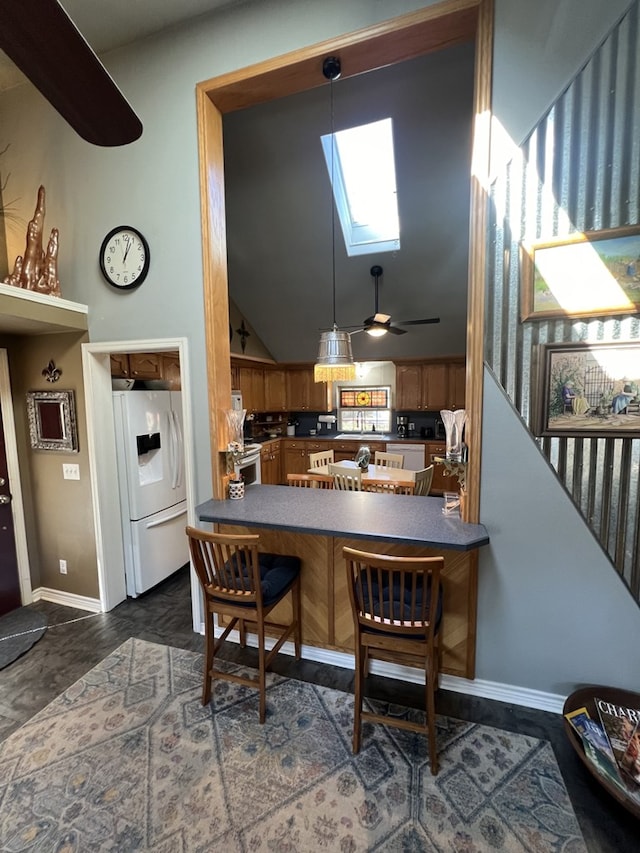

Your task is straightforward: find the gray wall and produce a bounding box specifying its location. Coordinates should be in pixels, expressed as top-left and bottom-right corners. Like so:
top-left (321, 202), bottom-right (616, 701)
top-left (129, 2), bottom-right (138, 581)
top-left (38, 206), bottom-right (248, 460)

top-left (0, 0), bottom-right (637, 697)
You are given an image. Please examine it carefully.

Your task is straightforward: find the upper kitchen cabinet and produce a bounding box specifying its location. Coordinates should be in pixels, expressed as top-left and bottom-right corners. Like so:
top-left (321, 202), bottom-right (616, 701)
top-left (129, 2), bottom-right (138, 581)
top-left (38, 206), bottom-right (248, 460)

top-left (285, 365), bottom-right (331, 412)
top-left (110, 351), bottom-right (181, 388)
top-left (237, 365), bottom-right (265, 412)
top-left (264, 368), bottom-right (287, 412)
top-left (395, 359), bottom-right (465, 411)
top-left (129, 353), bottom-right (163, 380)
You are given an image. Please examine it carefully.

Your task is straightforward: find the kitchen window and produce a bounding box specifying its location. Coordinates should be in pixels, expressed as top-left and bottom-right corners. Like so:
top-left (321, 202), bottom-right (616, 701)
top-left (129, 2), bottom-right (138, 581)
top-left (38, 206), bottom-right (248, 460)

top-left (337, 386), bottom-right (392, 433)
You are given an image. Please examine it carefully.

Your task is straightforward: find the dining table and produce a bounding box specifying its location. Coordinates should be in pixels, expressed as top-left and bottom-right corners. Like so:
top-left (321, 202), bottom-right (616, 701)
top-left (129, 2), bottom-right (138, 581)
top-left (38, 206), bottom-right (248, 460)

top-left (310, 460), bottom-right (416, 482)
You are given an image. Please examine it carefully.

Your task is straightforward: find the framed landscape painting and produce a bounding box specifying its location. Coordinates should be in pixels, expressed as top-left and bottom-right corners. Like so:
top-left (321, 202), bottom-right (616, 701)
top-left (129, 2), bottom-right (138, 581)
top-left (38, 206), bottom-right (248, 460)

top-left (536, 341), bottom-right (640, 438)
top-left (521, 225), bottom-right (640, 321)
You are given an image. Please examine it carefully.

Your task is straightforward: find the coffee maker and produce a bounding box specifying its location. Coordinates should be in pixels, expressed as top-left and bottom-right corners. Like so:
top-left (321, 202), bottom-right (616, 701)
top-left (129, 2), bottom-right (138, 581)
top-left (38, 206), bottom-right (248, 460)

top-left (396, 415), bottom-right (408, 438)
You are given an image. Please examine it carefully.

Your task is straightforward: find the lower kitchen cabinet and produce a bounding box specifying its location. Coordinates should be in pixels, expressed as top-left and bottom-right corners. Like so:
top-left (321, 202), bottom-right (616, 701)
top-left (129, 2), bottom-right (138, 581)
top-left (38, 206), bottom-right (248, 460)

top-left (282, 440), bottom-right (331, 478)
top-left (260, 441), bottom-right (281, 484)
top-left (332, 440), bottom-right (385, 463)
top-left (426, 442), bottom-right (460, 494)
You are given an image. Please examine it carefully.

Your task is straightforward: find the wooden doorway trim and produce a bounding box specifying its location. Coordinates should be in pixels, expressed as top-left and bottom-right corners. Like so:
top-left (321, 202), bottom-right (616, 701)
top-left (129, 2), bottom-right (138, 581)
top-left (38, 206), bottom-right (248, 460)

top-left (196, 0), bottom-right (493, 516)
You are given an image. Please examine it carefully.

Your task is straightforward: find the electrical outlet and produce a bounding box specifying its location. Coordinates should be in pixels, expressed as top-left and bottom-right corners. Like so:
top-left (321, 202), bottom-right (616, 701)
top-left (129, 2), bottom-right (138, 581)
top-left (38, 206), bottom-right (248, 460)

top-left (59, 559), bottom-right (67, 574)
top-left (63, 463), bottom-right (80, 480)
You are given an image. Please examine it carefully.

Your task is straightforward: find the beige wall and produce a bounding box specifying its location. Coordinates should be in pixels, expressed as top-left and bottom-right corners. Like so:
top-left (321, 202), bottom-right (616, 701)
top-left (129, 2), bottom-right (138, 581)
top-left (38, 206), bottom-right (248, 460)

top-left (2, 332), bottom-right (99, 598)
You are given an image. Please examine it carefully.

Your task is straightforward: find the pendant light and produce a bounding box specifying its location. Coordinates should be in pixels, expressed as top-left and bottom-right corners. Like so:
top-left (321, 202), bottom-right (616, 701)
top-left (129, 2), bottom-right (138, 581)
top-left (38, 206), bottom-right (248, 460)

top-left (314, 55), bottom-right (356, 383)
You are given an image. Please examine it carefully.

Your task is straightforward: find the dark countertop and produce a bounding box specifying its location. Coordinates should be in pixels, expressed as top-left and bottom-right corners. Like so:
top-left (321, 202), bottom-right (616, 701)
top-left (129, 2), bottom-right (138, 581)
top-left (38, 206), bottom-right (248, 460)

top-left (197, 485), bottom-right (489, 551)
top-left (270, 434), bottom-right (443, 442)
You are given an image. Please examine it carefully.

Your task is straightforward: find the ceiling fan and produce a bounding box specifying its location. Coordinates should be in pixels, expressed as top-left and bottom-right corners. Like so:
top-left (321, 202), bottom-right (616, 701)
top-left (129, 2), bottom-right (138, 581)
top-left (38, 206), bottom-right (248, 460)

top-left (347, 265), bottom-right (440, 337)
top-left (0, 0), bottom-right (142, 146)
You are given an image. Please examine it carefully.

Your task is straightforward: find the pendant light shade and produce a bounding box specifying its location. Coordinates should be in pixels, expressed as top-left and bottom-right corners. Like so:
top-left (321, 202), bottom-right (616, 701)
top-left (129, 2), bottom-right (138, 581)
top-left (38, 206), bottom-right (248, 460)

top-left (314, 325), bottom-right (356, 382)
top-left (314, 55), bottom-right (356, 383)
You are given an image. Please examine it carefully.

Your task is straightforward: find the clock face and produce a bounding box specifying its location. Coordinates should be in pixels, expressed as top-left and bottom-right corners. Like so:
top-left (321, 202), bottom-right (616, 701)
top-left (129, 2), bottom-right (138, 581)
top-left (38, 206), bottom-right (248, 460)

top-left (99, 226), bottom-right (150, 289)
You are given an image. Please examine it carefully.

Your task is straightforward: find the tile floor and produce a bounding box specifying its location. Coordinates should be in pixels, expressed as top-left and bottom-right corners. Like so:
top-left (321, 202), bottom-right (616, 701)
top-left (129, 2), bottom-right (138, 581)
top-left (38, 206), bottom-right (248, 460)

top-left (0, 566), bottom-right (637, 851)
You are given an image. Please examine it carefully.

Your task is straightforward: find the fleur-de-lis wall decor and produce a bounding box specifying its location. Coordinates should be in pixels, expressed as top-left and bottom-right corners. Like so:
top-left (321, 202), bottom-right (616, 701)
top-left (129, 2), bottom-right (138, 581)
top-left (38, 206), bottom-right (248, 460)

top-left (42, 360), bottom-right (62, 383)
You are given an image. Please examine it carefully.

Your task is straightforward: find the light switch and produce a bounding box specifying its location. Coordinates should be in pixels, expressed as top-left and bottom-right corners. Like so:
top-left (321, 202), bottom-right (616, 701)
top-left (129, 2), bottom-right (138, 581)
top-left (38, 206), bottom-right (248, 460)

top-left (63, 463), bottom-right (80, 480)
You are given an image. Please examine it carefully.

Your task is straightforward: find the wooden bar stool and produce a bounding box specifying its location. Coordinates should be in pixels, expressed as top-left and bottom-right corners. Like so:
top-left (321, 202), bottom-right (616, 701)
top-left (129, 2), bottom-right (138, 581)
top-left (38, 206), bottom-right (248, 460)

top-left (344, 546), bottom-right (444, 774)
top-left (187, 526), bottom-right (302, 723)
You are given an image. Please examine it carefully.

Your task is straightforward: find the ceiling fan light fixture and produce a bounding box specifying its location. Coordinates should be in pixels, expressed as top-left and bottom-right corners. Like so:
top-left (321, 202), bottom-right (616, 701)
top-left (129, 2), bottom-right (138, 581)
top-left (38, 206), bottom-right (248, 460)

top-left (314, 326), bottom-right (357, 382)
top-left (365, 326), bottom-right (388, 337)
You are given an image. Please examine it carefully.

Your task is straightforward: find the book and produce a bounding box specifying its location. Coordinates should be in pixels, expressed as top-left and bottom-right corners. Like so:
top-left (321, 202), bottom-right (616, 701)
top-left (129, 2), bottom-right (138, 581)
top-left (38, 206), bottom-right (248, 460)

top-left (595, 697), bottom-right (640, 784)
top-left (619, 721), bottom-right (640, 785)
top-left (565, 706), bottom-right (617, 765)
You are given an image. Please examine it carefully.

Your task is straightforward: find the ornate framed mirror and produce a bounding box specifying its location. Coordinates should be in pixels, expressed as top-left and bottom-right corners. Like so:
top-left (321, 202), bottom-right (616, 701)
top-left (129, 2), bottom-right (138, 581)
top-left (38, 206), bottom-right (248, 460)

top-left (26, 389), bottom-right (78, 452)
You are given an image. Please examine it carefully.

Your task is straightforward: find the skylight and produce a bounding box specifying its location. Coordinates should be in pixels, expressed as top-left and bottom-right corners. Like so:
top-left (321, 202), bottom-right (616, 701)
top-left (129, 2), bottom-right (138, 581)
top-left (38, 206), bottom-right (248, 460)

top-left (321, 118), bottom-right (400, 257)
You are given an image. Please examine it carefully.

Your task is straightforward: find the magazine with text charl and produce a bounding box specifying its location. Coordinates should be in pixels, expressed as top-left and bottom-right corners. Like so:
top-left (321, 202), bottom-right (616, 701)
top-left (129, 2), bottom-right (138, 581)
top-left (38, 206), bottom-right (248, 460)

top-left (595, 697), bottom-right (640, 786)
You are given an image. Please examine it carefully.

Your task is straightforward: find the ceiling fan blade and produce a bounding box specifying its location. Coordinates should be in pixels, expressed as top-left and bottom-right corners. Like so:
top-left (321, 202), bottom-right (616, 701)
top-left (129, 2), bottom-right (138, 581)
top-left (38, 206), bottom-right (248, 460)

top-left (386, 325), bottom-right (407, 335)
top-left (396, 317), bottom-right (441, 326)
top-left (0, 0), bottom-right (143, 146)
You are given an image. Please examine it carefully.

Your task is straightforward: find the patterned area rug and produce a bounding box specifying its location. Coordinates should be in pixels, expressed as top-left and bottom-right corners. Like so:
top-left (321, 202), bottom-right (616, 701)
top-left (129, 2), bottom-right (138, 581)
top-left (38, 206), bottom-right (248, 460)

top-left (0, 639), bottom-right (586, 852)
top-left (0, 607), bottom-right (47, 670)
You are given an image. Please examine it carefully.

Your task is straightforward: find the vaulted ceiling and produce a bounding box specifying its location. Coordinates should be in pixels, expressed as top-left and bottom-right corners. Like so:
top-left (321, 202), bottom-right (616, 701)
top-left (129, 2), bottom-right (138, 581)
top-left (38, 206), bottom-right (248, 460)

top-left (224, 42), bottom-right (475, 362)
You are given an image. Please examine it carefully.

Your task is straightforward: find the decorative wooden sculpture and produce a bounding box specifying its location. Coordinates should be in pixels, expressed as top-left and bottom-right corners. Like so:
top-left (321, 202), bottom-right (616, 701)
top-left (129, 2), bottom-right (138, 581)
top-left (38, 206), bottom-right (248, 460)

top-left (4, 185), bottom-right (61, 297)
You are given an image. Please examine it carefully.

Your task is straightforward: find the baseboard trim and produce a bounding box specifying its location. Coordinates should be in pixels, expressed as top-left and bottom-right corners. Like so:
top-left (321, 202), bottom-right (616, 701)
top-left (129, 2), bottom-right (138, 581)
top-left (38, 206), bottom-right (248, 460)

top-left (209, 623), bottom-right (565, 715)
top-left (32, 587), bottom-right (103, 613)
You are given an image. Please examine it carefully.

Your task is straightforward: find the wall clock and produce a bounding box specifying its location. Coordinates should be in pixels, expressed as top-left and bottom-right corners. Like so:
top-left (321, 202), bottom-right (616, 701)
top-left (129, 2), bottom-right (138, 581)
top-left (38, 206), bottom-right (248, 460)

top-left (99, 226), bottom-right (150, 289)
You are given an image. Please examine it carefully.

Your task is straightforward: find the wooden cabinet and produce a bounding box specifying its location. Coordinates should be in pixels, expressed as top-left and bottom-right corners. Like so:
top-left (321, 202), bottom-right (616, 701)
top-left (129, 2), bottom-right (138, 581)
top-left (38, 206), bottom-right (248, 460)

top-left (332, 440), bottom-right (385, 463)
top-left (286, 366), bottom-right (331, 412)
top-left (282, 439), bottom-right (332, 477)
top-left (110, 353), bottom-right (131, 378)
top-left (396, 359), bottom-right (465, 411)
top-left (449, 362), bottom-right (466, 409)
top-left (395, 363), bottom-right (422, 410)
top-left (161, 352), bottom-right (181, 390)
top-left (425, 442), bottom-right (460, 495)
top-left (264, 369), bottom-right (287, 411)
top-left (110, 351), bottom-right (181, 387)
top-left (421, 363), bottom-right (448, 410)
top-left (238, 365), bottom-right (265, 412)
top-left (260, 441), bottom-right (281, 484)
top-left (128, 352), bottom-right (163, 380)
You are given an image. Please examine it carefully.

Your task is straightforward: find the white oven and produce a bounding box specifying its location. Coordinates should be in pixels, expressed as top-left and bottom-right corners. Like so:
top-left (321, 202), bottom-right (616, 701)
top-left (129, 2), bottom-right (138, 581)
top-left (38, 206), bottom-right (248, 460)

top-left (234, 444), bottom-right (262, 485)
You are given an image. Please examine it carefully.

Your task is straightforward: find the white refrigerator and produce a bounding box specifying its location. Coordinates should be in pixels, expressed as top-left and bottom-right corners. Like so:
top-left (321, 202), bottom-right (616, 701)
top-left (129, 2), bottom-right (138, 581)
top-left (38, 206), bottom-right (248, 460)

top-left (113, 390), bottom-right (188, 597)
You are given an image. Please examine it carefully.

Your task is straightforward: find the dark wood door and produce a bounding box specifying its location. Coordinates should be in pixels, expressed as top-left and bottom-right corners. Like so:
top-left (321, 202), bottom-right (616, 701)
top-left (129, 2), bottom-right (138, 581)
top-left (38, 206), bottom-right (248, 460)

top-left (0, 405), bottom-right (21, 616)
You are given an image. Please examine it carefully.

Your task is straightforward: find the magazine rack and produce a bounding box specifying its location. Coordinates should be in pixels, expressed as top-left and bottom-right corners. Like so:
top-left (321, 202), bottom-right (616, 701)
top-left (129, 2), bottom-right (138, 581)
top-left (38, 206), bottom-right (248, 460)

top-left (563, 685), bottom-right (640, 819)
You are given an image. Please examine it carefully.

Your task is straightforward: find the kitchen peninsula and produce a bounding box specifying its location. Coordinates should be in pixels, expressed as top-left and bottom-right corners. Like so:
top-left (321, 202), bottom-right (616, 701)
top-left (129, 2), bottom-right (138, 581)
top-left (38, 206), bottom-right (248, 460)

top-left (197, 485), bottom-right (489, 679)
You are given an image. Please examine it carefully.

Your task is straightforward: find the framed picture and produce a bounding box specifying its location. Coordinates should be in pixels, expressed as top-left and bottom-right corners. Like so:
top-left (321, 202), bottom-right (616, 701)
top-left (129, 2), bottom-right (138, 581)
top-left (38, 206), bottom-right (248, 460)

top-left (26, 389), bottom-right (78, 452)
top-left (535, 342), bottom-right (640, 437)
top-left (521, 224), bottom-right (640, 321)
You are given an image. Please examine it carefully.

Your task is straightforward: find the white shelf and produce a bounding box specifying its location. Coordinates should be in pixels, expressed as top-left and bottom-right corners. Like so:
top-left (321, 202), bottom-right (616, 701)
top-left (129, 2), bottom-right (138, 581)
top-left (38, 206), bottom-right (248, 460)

top-left (0, 283), bottom-right (88, 334)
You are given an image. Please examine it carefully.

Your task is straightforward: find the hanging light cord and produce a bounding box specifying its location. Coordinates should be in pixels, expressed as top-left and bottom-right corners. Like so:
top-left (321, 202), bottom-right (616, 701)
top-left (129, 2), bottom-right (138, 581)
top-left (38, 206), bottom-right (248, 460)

top-left (323, 56), bottom-right (341, 329)
top-left (330, 71), bottom-right (337, 328)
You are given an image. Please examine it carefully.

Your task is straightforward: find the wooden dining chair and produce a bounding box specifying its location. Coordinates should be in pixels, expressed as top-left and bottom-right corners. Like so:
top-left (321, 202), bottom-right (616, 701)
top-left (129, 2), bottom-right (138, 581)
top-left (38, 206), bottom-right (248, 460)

top-left (344, 546), bottom-right (444, 774)
top-left (394, 480), bottom-right (416, 495)
top-left (374, 451), bottom-right (404, 469)
top-left (362, 479), bottom-right (415, 495)
top-left (328, 463), bottom-right (362, 491)
top-left (413, 465), bottom-right (434, 496)
top-left (287, 472), bottom-right (334, 489)
top-left (186, 526), bottom-right (302, 723)
top-left (309, 449), bottom-right (335, 468)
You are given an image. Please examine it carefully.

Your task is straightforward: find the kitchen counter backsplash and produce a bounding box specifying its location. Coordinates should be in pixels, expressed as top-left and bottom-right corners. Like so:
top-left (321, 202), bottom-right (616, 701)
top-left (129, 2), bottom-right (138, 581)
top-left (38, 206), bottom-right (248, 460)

top-left (271, 411), bottom-right (444, 440)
